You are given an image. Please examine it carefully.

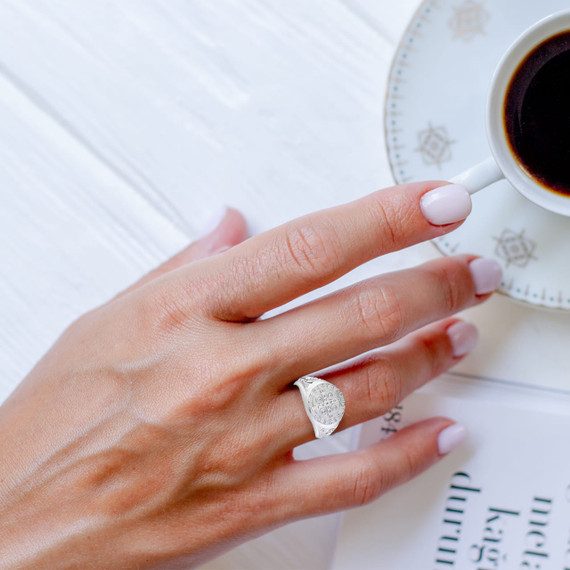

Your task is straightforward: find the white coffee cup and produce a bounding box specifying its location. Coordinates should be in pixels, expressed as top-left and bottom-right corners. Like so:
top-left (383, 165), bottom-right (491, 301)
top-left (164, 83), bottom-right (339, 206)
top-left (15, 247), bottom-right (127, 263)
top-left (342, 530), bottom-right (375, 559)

top-left (451, 10), bottom-right (570, 217)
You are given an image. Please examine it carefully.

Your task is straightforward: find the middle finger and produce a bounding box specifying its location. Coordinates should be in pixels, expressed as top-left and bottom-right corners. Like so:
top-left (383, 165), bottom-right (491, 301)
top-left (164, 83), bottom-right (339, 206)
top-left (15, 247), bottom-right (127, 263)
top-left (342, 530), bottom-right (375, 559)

top-left (251, 255), bottom-right (501, 389)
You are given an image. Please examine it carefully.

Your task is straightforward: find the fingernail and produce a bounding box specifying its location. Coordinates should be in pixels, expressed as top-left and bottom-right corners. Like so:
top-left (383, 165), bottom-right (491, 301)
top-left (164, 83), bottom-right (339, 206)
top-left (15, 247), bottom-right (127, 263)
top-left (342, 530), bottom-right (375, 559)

top-left (197, 206), bottom-right (228, 239)
top-left (469, 258), bottom-right (502, 295)
top-left (420, 184), bottom-right (472, 226)
top-left (447, 321), bottom-right (478, 357)
top-left (438, 423), bottom-right (468, 455)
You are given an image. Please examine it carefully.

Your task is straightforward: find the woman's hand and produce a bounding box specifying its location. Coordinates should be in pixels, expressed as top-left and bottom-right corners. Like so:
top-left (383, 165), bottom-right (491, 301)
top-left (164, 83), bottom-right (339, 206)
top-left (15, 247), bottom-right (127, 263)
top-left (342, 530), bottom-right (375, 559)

top-left (0, 182), bottom-right (499, 569)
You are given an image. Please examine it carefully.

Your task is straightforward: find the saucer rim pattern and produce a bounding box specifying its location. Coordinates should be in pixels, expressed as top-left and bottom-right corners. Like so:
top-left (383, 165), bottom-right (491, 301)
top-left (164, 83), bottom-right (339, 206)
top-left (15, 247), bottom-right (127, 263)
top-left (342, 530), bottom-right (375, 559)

top-left (383, 0), bottom-right (570, 311)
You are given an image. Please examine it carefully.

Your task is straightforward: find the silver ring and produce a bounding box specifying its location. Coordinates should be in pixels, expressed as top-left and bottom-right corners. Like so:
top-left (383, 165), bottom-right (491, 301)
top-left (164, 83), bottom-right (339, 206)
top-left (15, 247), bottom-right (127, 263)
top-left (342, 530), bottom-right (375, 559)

top-left (294, 376), bottom-right (346, 439)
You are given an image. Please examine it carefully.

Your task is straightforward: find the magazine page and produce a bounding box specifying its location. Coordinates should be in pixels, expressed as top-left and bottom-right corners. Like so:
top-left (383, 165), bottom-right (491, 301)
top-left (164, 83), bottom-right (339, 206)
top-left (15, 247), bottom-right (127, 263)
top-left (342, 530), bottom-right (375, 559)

top-left (332, 375), bottom-right (570, 570)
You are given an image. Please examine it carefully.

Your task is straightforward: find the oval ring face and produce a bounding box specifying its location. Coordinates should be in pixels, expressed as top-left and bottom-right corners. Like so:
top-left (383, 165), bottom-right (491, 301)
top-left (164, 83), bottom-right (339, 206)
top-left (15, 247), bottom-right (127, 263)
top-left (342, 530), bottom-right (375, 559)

top-left (307, 383), bottom-right (345, 426)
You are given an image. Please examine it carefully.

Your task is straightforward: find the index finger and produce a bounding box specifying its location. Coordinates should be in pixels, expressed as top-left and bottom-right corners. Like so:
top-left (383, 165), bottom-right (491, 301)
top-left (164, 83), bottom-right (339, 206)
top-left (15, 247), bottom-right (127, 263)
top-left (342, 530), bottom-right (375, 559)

top-left (195, 182), bottom-right (470, 320)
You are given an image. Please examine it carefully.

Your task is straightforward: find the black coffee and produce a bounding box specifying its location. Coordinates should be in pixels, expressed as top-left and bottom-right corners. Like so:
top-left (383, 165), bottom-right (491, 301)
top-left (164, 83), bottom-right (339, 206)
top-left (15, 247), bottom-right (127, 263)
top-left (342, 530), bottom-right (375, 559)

top-left (504, 30), bottom-right (570, 196)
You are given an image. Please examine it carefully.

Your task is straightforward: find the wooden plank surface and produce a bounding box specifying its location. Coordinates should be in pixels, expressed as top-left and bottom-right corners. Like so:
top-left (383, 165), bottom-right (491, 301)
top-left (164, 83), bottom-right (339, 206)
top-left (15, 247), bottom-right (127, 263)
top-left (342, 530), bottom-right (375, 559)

top-left (0, 2), bottom-right (417, 567)
top-left (0, 0), bottom-right (417, 392)
top-left (3, 1), bottom-right (568, 568)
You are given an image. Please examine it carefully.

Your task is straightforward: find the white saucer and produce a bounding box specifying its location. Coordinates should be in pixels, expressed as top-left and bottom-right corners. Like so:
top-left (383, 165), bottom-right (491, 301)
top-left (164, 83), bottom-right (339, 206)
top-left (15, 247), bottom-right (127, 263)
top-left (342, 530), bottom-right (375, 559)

top-left (385, 0), bottom-right (570, 310)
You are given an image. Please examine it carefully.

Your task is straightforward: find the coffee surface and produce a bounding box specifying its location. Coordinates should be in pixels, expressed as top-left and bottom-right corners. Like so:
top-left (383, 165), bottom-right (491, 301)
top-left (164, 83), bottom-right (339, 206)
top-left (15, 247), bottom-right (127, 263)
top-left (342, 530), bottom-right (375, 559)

top-left (504, 31), bottom-right (570, 196)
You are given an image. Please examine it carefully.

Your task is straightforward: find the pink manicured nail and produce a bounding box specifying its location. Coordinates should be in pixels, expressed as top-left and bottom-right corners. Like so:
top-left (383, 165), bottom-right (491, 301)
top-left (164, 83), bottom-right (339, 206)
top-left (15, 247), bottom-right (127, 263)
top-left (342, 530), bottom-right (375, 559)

top-left (198, 206), bottom-right (228, 239)
top-left (420, 184), bottom-right (472, 226)
top-left (469, 258), bottom-right (502, 295)
top-left (438, 424), bottom-right (468, 455)
top-left (447, 321), bottom-right (478, 357)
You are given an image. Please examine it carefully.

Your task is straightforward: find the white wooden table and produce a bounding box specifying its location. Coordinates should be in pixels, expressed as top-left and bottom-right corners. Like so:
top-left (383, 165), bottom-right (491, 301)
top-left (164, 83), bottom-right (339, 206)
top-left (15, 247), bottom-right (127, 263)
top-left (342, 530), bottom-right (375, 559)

top-left (3, 1), bottom-right (569, 568)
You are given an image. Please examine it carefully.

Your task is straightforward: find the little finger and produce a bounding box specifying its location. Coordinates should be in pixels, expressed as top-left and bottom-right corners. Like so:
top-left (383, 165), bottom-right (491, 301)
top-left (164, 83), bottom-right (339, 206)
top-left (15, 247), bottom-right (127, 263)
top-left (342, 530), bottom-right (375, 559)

top-left (275, 418), bottom-right (467, 517)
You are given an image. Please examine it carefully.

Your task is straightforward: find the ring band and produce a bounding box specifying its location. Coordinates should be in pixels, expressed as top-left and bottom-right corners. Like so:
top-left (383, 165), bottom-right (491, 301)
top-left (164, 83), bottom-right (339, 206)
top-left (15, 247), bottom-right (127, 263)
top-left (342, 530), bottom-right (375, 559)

top-left (294, 376), bottom-right (346, 439)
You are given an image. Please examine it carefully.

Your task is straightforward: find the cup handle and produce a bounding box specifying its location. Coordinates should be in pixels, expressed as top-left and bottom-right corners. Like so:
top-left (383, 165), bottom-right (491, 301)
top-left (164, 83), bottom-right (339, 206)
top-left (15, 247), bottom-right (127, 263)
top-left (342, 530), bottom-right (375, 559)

top-left (450, 156), bottom-right (504, 195)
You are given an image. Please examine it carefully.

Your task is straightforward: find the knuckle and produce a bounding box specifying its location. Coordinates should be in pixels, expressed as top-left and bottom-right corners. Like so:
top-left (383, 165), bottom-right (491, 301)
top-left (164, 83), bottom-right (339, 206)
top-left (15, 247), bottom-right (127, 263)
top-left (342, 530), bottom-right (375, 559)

top-left (441, 273), bottom-right (461, 314)
top-left (369, 359), bottom-right (403, 408)
top-left (349, 444), bottom-right (425, 508)
top-left (370, 197), bottom-right (402, 248)
top-left (417, 333), bottom-right (446, 377)
top-left (397, 440), bottom-right (424, 482)
top-left (353, 285), bottom-right (404, 343)
top-left (281, 221), bottom-right (342, 279)
top-left (429, 260), bottom-right (469, 313)
top-left (350, 462), bottom-right (384, 507)
top-left (137, 278), bottom-right (214, 336)
top-left (139, 289), bottom-right (189, 334)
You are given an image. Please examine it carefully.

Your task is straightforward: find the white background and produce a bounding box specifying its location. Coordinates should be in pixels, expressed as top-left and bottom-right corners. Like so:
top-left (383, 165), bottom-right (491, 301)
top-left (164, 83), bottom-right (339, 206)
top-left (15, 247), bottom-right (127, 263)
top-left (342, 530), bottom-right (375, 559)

top-left (1, 1), bottom-right (568, 568)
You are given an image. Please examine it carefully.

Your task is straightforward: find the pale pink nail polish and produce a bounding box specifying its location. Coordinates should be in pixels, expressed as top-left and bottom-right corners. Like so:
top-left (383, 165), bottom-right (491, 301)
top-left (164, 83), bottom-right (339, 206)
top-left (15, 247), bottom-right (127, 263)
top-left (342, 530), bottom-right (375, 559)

top-left (469, 258), bottom-right (502, 295)
top-left (197, 206), bottom-right (228, 239)
top-left (438, 424), bottom-right (468, 455)
top-left (420, 184), bottom-right (472, 226)
top-left (447, 321), bottom-right (478, 357)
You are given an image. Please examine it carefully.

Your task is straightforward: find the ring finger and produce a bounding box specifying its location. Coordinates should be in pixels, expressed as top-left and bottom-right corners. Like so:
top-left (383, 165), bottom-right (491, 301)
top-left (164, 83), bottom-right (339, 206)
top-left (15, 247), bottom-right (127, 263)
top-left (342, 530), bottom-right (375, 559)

top-left (271, 317), bottom-right (478, 450)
